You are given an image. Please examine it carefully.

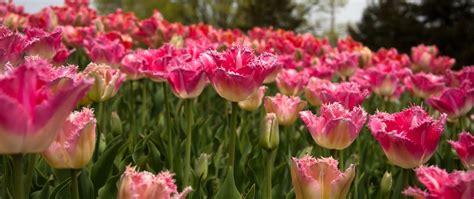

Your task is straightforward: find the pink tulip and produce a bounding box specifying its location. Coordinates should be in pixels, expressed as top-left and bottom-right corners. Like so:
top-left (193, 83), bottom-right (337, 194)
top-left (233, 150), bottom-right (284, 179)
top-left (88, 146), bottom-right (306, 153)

top-left (0, 26), bottom-right (27, 66)
top-left (81, 63), bottom-right (126, 103)
top-left (238, 86), bottom-right (267, 111)
top-left (138, 44), bottom-right (177, 82)
top-left (323, 51), bottom-right (359, 78)
top-left (369, 106), bottom-right (447, 168)
top-left (120, 49), bottom-right (155, 80)
top-left (411, 44), bottom-right (438, 72)
top-left (448, 132), bottom-right (474, 169)
top-left (27, 7), bottom-right (58, 32)
top-left (291, 156), bottom-right (355, 199)
top-left (201, 45), bottom-right (277, 102)
top-left (403, 166), bottom-right (474, 199)
top-left (24, 28), bottom-right (71, 64)
top-left (42, 108), bottom-right (96, 168)
top-left (167, 59), bottom-right (208, 99)
top-left (305, 78), bottom-right (369, 109)
top-left (430, 56), bottom-right (455, 75)
top-left (353, 64), bottom-right (408, 100)
top-left (64, 0), bottom-right (90, 8)
top-left (275, 68), bottom-right (309, 96)
top-left (264, 94), bottom-right (307, 126)
top-left (118, 166), bottom-right (192, 199)
top-left (427, 85), bottom-right (474, 120)
top-left (300, 102), bottom-right (367, 150)
top-left (0, 59), bottom-right (92, 154)
top-left (404, 72), bottom-right (445, 99)
top-left (84, 33), bottom-right (126, 66)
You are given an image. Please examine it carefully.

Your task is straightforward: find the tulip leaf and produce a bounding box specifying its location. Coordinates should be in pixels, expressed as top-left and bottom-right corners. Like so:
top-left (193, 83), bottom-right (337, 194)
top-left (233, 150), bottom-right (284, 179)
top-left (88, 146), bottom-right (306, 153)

top-left (97, 174), bottom-right (121, 199)
top-left (30, 177), bottom-right (50, 199)
top-left (49, 177), bottom-right (71, 199)
top-left (91, 137), bottom-right (125, 196)
top-left (242, 184), bottom-right (255, 199)
top-left (214, 167), bottom-right (242, 199)
top-left (79, 168), bottom-right (94, 199)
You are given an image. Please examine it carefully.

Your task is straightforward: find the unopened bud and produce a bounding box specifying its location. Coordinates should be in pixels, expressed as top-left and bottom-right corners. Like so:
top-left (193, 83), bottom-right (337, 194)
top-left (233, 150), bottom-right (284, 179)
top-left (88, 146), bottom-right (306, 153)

top-left (381, 171), bottom-right (392, 193)
top-left (194, 153), bottom-right (210, 179)
top-left (260, 113), bottom-right (279, 150)
top-left (110, 111), bottom-right (122, 135)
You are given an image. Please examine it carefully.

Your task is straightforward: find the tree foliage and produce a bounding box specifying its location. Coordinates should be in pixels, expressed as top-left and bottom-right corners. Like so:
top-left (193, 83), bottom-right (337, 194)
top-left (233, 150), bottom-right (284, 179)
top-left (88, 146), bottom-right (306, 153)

top-left (349, 0), bottom-right (474, 69)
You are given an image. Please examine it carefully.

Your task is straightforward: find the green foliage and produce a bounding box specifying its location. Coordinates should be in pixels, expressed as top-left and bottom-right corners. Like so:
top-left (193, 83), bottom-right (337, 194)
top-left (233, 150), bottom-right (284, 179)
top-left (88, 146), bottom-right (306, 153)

top-left (349, 0), bottom-right (474, 69)
top-left (94, 0), bottom-right (309, 30)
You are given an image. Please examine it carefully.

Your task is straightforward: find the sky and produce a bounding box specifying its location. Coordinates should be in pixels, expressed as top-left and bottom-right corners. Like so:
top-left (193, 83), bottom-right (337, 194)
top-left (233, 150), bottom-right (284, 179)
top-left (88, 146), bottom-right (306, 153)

top-left (14, 0), bottom-right (367, 26)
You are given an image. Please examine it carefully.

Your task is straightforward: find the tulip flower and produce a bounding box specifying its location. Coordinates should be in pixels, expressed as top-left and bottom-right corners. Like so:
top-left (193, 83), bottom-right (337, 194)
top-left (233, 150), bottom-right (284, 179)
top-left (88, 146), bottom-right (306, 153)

top-left (324, 51), bottom-right (359, 78)
top-left (42, 108), bottom-right (96, 169)
top-left (427, 86), bottom-right (474, 120)
top-left (0, 26), bottom-right (27, 66)
top-left (238, 86), bottom-right (267, 111)
top-left (300, 102), bottom-right (367, 150)
top-left (23, 28), bottom-right (71, 64)
top-left (0, 59), bottom-right (92, 154)
top-left (84, 33), bottom-right (126, 66)
top-left (448, 132), bottom-right (474, 169)
top-left (275, 68), bottom-right (309, 96)
top-left (118, 166), bottom-right (192, 199)
top-left (138, 44), bottom-right (177, 82)
top-left (81, 63), bottom-right (125, 103)
top-left (120, 49), bottom-right (154, 80)
top-left (403, 166), bottom-right (474, 199)
top-left (305, 78), bottom-right (369, 109)
top-left (429, 56), bottom-right (455, 75)
top-left (404, 72), bottom-right (445, 99)
top-left (260, 113), bottom-right (279, 150)
top-left (201, 45), bottom-right (277, 102)
top-left (368, 106), bottom-right (447, 168)
top-left (264, 94), bottom-right (307, 126)
top-left (167, 60), bottom-right (208, 99)
top-left (411, 44), bottom-right (438, 72)
top-left (291, 156), bottom-right (355, 199)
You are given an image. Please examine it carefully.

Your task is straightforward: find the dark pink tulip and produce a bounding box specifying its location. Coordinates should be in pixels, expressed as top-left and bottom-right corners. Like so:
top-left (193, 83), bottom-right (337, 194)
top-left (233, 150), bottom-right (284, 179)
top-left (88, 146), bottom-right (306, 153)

top-left (120, 49), bottom-right (156, 80)
top-left (324, 51), bottom-right (359, 78)
top-left (27, 7), bottom-right (58, 32)
top-left (404, 166), bottom-right (474, 199)
top-left (427, 86), bottom-right (474, 119)
top-left (264, 94), bottom-right (307, 126)
top-left (411, 44), bottom-right (438, 72)
top-left (404, 72), bottom-right (445, 99)
top-left (167, 60), bottom-right (208, 99)
top-left (448, 132), bottom-right (474, 169)
top-left (24, 28), bottom-right (71, 64)
top-left (275, 68), bottom-right (309, 96)
top-left (0, 59), bottom-right (92, 154)
top-left (305, 78), bottom-right (369, 109)
top-left (64, 0), bottom-right (90, 8)
top-left (118, 166), bottom-right (192, 199)
top-left (201, 45), bottom-right (277, 102)
top-left (353, 64), bottom-right (409, 100)
top-left (369, 106), bottom-right (446, 168)
top-left (0, 26), bottom-right (27, 66)
top-left (372, 48), bottom-right (410, 68)
top-left (300, 102), bottom-right (367, 150)
top-left (138, 44), bottom-right (177, 82)
top-left (430, 56), bottom-right (455, 75)
top-left (84, 33), bottom-right (126, 66)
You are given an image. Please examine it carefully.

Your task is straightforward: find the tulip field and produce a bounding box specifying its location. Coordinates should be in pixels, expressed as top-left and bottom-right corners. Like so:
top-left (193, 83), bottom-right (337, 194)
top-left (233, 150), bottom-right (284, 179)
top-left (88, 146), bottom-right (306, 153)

top-left (1, 1), bottom-right (474, 199)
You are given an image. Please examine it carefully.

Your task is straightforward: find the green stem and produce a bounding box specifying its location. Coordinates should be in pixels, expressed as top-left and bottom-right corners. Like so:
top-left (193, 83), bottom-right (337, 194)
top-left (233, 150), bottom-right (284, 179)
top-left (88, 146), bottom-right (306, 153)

top-left (162, 83), bottom-right (174, 170)
top-left (12, 154), bottom-right (24, 199)
top-left (339, 149), bottom-right (344, 169)
top-left (129, 82), bottom-right (137, 153)
top-left (262, 149), bottom-right (277, 199)
top-left (183, 99), bottom-right (194, 186)
top-left (228, 102), bottom-right (238, 167)
top-left (70, 169), bottom-right (80, 199)
top-left (402, 168), bottom-right (409, 199)
top-left (93, 101), bottom-right (105, 161)
top-left (459, 117), bottom-right (466, 132)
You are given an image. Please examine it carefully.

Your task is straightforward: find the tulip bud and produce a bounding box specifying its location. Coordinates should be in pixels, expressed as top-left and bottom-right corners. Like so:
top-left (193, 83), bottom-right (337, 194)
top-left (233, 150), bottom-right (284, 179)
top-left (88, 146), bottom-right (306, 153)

top-left (381, 172), bottom-right (392, 194)
top-left (110, 111), bottom-right (122, 135)
top-left (194, 153), bottom-right (210, 179)
top-left (260, 113), bottom-right (279, 150)
top-left (82, 63), bottom-right (126, 103)
top-left (238, 86), bottom-right (267, 111)
top-left (42, 108), bottom-right (96, 169)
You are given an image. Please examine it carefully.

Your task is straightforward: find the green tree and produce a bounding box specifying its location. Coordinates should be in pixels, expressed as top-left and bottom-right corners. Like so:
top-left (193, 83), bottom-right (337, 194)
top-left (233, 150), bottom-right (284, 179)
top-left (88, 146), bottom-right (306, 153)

top-left (349, 0), bottom-right (474, 69)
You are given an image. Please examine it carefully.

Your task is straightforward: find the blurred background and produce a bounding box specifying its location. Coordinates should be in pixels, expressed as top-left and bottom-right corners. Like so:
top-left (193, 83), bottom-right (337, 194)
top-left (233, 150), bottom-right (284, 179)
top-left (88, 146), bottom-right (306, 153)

top-left (15, 0), bottom-right (474, 68)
